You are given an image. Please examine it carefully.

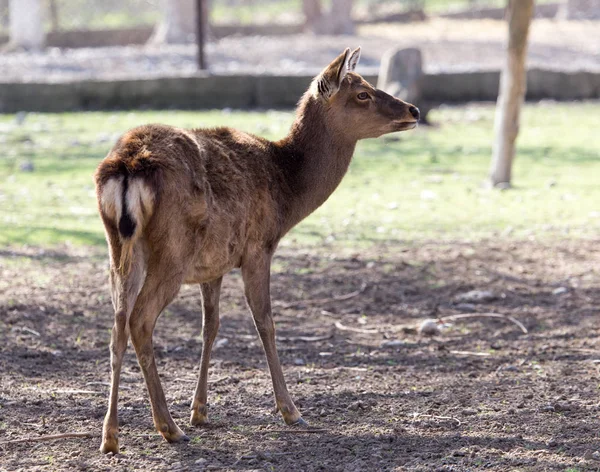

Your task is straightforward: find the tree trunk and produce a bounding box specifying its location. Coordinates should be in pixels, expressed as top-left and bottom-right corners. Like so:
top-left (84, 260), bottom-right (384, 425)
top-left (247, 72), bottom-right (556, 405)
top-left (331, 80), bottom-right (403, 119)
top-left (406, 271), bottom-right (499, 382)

top-left (303, 0), bottom-right (322, 33)
top-left (149, 0), bottom-right (196, 45)
top-left (303, 0), bottom-right (354, 35)
top-left (330, 0), bottom-right (354, 35)
top-left (489, 0), bottom-right (534, 188)
top-left (8, 0), bottom-right (46, 50)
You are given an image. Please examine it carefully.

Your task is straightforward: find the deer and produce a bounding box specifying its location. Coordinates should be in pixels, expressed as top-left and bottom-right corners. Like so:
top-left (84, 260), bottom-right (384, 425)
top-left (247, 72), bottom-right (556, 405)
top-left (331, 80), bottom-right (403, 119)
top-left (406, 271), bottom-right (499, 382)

top-left (94, 47), bottom-right (420, 454)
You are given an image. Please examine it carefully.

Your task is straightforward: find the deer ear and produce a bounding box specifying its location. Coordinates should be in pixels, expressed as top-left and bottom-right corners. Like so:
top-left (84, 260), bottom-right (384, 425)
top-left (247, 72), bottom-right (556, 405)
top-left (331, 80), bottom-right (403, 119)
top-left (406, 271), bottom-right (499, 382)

top-left (348, 47), bottom-right (361, 71)
top-left (313, 48), bottom-right (351, 100)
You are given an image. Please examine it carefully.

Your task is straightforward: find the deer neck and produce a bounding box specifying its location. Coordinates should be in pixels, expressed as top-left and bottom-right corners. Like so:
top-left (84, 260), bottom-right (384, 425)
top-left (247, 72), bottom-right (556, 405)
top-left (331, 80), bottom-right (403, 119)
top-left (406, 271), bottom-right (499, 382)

top-left (276, 94), bottom-right (357, 232)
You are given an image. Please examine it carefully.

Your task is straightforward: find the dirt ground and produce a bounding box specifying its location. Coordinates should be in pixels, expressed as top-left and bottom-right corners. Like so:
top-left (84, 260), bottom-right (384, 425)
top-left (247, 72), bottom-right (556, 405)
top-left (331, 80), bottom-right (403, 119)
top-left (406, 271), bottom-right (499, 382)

top-left (1, 239), bottom-right (599, 471)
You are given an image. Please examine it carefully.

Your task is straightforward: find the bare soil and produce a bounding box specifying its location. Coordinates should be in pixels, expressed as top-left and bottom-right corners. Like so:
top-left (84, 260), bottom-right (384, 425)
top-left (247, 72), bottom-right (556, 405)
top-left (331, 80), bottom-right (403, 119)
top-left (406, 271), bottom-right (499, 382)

top-left (1, 239), bottom-right (600, 471)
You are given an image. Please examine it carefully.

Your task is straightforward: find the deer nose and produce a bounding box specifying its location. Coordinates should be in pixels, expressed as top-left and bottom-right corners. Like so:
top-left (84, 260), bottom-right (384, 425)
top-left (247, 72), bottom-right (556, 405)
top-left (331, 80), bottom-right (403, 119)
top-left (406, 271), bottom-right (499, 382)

top-left (409, 106), bottom-right (420, 121)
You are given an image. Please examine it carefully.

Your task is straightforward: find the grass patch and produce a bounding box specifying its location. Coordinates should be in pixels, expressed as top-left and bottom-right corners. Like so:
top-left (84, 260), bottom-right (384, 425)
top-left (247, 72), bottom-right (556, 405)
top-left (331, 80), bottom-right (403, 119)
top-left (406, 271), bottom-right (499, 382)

top-left (0, 102), bottom-right (598, 248)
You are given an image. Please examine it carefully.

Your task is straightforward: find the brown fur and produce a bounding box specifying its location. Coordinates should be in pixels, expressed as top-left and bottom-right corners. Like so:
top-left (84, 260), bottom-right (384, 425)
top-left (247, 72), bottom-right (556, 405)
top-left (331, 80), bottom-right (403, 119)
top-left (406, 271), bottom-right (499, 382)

top-left (95, 48), bottom-right (419, 454)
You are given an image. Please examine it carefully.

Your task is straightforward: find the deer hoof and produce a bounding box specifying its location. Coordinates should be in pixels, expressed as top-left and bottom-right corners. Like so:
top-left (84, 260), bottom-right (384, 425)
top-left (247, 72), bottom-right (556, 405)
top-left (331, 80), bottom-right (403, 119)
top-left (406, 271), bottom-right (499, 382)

top-left (99, 432), bottom-right (119, 454)
top-left (291, 417), bottom-right (308, 427)
top-left (161, 425), bottom-right (190, 443)
top-left (190, 406), bottom-right (209, 426)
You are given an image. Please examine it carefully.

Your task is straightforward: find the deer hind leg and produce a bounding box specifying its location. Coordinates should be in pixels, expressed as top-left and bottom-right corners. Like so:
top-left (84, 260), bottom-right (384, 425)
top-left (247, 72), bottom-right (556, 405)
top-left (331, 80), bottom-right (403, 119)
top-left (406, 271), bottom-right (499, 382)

top-left (190, 277), bottom-right (223, 426)
top-left (129, 252), bottom-right (189, 443)
top-left (100, 237), bottom-right (146, 454)
top-left (242, 252), bottom-right (306, 426)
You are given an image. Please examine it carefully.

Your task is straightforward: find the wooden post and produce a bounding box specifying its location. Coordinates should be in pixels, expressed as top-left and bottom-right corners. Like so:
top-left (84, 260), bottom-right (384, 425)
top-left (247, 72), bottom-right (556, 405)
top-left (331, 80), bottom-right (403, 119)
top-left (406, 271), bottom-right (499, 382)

top-left (196, 0), bottom-right (206, 70)
top-left (489, 0), bottom-right (535, 188)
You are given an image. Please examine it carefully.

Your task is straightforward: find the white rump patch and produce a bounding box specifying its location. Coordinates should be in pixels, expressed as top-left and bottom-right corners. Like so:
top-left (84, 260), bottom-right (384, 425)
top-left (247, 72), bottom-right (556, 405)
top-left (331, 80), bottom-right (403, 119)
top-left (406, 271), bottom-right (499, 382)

top-left (126, 178), bottom-right (154, 228)
top-left (100, 176), bottom-right (123, 221)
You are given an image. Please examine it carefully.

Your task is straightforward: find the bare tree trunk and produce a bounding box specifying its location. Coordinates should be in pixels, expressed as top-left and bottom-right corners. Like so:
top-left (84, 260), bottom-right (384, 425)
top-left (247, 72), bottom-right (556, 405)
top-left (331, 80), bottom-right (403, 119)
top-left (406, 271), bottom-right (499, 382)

top-left (8, 0), bottom-right (46, 51)
top-left (149, 0), bottom-right (196, 45)
top-left (303, 0), bottom-right (322, 32)
top-left (330, 0), bottom-right (354, 34)
top-left (303, 0), bottom-right (354, 35)
top-left (489, 0), bottom-right (534, 188)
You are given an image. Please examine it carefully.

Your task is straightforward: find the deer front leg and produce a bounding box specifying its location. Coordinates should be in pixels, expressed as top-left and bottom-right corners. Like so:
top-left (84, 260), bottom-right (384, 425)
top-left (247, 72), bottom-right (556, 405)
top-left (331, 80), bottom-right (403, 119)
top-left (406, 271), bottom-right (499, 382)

top-left (129, 261), bottom-right (189, 443)
top-left (242, 252), bottom-right (306, 426)
top-left (190, 277), bottom-right (223, 426)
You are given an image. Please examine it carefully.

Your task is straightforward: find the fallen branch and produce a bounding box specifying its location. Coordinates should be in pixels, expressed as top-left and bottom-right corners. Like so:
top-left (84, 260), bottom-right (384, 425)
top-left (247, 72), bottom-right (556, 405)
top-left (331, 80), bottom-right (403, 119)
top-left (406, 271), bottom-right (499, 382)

top-left (439, 313), bottom-right (528, 334)
top-left (0, 432), bottom-right (95, 445)
top-left (334, 321), bottom-right (378, 334)
top-left (274, 283), bottom-right (367, 309)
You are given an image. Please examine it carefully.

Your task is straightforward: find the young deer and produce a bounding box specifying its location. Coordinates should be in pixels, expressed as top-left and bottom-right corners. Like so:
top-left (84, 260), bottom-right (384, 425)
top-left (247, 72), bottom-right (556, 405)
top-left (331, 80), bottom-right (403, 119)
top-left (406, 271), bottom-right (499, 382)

top-left (95, 47), bottom-right (419, 454)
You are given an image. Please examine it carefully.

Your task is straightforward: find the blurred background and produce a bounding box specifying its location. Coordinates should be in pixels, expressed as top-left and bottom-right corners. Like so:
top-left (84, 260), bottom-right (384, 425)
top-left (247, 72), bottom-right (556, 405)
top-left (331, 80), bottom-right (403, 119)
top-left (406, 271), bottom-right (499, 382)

top-left (0, 0), bottom-right (598, 79)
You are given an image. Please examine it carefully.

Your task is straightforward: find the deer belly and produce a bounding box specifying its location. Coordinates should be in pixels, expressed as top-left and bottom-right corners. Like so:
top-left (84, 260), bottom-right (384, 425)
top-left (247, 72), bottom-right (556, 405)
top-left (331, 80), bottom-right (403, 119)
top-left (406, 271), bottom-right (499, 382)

top-left (183, 234), bottom-right (243, 283)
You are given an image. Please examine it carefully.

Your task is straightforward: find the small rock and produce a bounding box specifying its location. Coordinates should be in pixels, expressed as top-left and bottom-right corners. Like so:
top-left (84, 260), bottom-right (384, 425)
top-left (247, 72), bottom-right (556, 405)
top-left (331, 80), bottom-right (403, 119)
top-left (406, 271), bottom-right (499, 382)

top-left (461, 408), bottom-right (478, 416)
top-left (171, 462), bottom-right (182, 470)
top-left (593, 451), bottom-right (600, 461)
top-left (195, 458), bottom-right (208, 465)
top-left (455, 290), bottom-right (496, 303)
top-left (348, 401), bottom-right (364, 411)
top-left (418, 319), bottom-right (440, 336)
top-left (293, 358), bottom-right (305, 366)
top-left (319, 408), bottom-right (327, 417)
top-left (547, 438), bottom-right (558, 448)
top-left (452, 450), bottom-right (466, 457)
top-left (552, 287), bottom-right (568, 295)
top-left (541, 404), bottom-right (555, 413)
top-left (214, 338), bottom-right (229, 349)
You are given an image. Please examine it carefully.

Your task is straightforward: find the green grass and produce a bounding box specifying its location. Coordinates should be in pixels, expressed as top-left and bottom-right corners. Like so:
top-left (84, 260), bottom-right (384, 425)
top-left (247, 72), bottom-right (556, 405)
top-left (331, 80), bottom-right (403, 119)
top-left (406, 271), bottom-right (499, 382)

top-left (0, 102), bottom-right (599, 248)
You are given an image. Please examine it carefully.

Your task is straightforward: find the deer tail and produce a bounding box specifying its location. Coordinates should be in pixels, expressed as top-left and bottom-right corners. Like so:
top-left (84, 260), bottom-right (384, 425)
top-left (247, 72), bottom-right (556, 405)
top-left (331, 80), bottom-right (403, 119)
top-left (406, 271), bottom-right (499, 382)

top-left (96, 172), bottom-right (155, 275)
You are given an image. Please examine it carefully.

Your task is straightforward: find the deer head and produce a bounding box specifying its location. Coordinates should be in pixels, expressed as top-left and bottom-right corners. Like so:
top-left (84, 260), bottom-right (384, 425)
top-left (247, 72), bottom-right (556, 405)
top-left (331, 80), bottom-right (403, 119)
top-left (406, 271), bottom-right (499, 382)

top-left (312, 47), bottom-right (420, 140)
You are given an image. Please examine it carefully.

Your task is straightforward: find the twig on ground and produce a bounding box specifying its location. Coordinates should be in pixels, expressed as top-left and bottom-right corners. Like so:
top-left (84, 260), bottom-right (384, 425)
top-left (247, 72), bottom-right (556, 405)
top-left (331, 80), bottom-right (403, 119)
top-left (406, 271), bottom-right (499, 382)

top-left (53, 389), bottom-right (102, 395)
top-left (449, 350), bottom-right (491, 357)
top-left (334, 321), bottom-right (378, 334)
top-left (279, 334), bottom-right (332, 342)
top-left (0, 432), bottom-right (95, 445)
top-left (411, 413), bottom-right (461, 426)
top-left (173, 375), bottom-right (231, 384)
top-left (439, 312), bottom-right (528, 334)
top-left (274, 283), bottom-right (367, 309)
top-left (260, 428), bottom-right (327, 434)
top-left (12, 326), bottom-right (41, 337)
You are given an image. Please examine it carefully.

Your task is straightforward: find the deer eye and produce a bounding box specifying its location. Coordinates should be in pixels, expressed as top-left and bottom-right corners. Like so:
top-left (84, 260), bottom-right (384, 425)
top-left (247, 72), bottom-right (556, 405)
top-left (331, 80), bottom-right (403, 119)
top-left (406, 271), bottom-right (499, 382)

top-left (357, 92), bottom-right (370, 100)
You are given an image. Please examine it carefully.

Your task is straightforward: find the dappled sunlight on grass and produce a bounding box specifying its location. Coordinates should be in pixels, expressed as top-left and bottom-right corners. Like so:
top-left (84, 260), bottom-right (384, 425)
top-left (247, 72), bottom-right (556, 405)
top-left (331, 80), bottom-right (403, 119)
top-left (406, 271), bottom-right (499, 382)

top-left (0, 103), bottom-right (598, 247)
